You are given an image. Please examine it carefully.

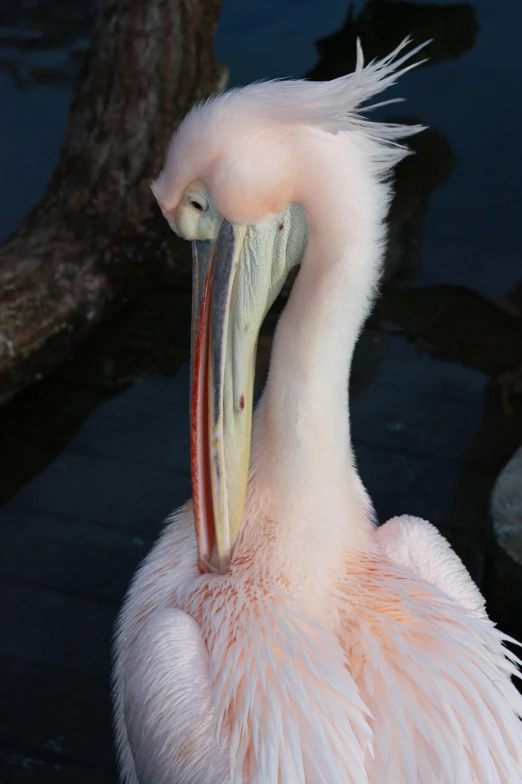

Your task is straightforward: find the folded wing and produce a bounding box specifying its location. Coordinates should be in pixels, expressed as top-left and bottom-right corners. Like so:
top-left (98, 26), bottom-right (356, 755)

top-left (123, 608), bottom-right (227, 784)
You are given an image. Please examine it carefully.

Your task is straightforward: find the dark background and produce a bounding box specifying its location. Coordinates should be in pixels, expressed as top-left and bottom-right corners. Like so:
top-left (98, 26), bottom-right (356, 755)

top-left (0, 0), bottom-right (521, 780)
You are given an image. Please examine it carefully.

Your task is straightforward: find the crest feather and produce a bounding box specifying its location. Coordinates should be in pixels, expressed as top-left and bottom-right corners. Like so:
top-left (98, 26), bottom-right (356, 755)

top-left (191, 37), bottom-right (430, 176)
top-left (154, 38), bottom-right (430, 210)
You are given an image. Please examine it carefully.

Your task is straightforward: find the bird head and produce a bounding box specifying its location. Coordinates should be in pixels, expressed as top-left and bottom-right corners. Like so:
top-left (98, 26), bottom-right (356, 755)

top-left (151, 38), bottom-right (428, 572)
top-left (152, 93), bottom-right (310, 575)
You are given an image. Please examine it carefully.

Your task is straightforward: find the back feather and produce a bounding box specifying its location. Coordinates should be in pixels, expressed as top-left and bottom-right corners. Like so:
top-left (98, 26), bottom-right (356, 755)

top-left (342, 555), bottom-right (522, 784)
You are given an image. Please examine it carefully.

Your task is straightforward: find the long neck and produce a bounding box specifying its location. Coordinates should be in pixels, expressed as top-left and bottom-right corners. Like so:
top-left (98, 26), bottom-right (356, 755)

top-left (253, 132), bottom-right (389, 555)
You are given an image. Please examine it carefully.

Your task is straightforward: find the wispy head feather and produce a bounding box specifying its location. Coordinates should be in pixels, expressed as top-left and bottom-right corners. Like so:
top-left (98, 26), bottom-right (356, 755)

top-left (153, 38), bottom-right (429, 220)
top-left (204, 36), bottom-right (429, 134)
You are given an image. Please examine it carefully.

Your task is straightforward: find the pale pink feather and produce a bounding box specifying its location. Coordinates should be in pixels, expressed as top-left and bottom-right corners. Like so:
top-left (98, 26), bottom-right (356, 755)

top-left (114, 40), bottom-right (522, 784)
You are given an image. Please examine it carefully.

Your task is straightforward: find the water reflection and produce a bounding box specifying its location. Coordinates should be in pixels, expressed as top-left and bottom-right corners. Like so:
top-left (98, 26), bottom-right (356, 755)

top-left (307, 0), bottom-right (478, 81)
top-left (373, 283), bottom-right (522, 376)
top-left (0, 0), bottom-right (96, 89)
top-left (383, 120), bottom-right (455, 285)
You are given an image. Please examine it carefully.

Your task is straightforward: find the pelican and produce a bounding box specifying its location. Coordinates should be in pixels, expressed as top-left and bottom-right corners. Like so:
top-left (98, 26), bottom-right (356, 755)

top-left (113, 40), bottom-right (522, 783)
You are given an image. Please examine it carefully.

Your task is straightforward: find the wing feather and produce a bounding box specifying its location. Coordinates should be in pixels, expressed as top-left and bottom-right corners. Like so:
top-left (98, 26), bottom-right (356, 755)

top-left (376, 515), bottom-right (487, 617)
top-left (340, 516), bottom-right (522, 783)
top-left (121, 608), bottom-right (227, 784)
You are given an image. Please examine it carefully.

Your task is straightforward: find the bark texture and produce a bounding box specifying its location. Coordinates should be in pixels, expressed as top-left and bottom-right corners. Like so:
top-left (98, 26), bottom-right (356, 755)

top-left (0, 0), bottom-right (224, 402)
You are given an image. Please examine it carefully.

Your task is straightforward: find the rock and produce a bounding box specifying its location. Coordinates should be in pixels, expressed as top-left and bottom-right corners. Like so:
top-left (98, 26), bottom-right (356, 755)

top-left (491, 446), bottom-right (522, 567)
top-left (485, 446), bottom-right (522, 641)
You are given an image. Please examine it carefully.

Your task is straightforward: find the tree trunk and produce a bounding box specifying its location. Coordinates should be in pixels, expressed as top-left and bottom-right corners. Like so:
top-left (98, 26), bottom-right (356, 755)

top-left (0, 0), bottom-right (224, 403)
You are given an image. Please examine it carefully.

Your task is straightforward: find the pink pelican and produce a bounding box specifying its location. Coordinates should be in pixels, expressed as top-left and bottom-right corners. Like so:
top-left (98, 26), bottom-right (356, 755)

top-left (113, 40), bottom-right (522, 783)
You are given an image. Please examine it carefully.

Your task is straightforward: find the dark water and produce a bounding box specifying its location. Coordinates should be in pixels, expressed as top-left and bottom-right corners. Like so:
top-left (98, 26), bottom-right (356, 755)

top-left (218, 0), bottom-right (522, 299)
top-left (1, 0), bottom-right (521, 293)
top-left (0, 0), bottom-right (522, 779)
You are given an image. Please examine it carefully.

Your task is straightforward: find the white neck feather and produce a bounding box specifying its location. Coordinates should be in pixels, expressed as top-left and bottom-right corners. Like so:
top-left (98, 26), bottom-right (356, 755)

top-left (251, 130), bottom-right (389, 563)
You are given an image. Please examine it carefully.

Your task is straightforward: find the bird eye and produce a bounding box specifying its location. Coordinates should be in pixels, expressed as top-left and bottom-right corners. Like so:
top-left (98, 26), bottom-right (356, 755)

top-left (188, 195), bottom-right (208, 213)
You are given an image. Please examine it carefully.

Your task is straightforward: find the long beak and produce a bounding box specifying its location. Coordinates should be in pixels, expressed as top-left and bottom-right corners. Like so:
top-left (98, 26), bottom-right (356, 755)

top-left (191, 207), bottom-right (307, 573)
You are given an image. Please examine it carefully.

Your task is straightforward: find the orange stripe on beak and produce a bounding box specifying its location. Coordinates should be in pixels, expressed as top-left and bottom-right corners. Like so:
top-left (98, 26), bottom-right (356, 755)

top-left (191, 263), bottom-right (215, 574)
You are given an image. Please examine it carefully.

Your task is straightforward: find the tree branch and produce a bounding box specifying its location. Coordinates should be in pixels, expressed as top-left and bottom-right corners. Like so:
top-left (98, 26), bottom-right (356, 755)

top-left (0, 0), bottom-right (224, 402)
